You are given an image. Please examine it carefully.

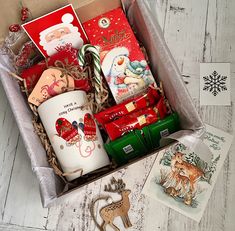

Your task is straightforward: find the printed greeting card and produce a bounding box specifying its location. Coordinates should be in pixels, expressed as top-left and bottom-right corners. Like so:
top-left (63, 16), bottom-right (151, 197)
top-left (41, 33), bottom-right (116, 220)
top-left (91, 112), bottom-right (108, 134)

top-left (22, 4), bottom-right (88, 57)
top-left (142, 124), bottom-right (233, 222)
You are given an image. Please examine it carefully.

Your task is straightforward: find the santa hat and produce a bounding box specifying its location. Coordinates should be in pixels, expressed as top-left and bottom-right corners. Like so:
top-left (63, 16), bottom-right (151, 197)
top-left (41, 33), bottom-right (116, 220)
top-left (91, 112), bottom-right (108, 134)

top-left (101, 47), bottom-right (129, 76)
top-left (39, 13), bottom-right (78, 41)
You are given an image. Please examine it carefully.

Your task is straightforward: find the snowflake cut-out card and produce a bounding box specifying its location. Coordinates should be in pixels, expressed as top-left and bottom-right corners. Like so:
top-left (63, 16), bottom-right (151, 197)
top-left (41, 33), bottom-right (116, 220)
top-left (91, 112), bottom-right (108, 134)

top-left (200, 63), bottom-right (231, 105)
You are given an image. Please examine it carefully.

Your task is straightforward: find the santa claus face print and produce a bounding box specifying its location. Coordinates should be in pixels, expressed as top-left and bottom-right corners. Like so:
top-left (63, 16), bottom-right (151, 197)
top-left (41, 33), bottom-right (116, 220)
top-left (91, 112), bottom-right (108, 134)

top-left (22, 4), bottom-right (88, 57)
top-left (45, 27), bottom-right (71, 42)
top-left (39, 23), bottom-right (84, 56)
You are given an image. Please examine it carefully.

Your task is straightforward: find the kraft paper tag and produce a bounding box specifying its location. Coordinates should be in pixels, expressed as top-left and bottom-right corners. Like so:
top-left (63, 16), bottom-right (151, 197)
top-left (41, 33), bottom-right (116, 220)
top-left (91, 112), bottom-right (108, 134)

top-left (28, 68), bottom-right (75, 106)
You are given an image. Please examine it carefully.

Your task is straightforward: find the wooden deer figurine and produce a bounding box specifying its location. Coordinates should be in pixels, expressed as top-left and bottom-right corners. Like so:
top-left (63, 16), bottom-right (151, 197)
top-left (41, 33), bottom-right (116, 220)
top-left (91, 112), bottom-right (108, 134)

top-left (90, 177), bottom-right (132, 231)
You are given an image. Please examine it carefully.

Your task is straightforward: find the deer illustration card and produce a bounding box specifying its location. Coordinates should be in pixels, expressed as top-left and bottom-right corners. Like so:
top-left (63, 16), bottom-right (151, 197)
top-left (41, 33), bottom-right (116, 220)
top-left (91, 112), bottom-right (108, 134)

top-left (142, 124), bottom-right (233, 222)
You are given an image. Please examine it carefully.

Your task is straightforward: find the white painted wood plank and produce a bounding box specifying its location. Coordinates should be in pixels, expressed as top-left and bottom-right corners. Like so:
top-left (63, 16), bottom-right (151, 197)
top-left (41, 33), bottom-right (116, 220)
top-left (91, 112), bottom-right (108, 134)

top-left (47, 154), bottom-right (158, 231)
top-left (198, 0), bottom-right (235, 228)
top-left (222, 80), bottom-right (235, 231)
top-left (224, 139), bottom-right (235, 231)
top-left (163, 0), bottom-right (209, 76)
top-left (204, 0), bottom-right (235, 68)
top-left (48, 182), bottom-right (102, 231)
top-left (2, 136), bottom-right (48, 229)
top-left (146, 0), bottom-right (168, 30)
top-left (160, 0), bottom-right (235, 230)
top-left (0, 223), bottom-right (47, 231)
top-left (0, 82), bottom-right (19, 222)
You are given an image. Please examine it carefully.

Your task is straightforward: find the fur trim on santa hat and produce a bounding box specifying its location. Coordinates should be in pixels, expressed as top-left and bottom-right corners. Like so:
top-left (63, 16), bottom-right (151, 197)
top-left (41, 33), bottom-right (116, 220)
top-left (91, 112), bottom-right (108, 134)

top-left (101, 47), bottom-right (129, 76)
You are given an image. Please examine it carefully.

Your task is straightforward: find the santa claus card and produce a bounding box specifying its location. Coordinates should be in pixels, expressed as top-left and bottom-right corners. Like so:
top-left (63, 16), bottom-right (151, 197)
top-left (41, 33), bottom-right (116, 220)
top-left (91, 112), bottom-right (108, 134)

top-left (22, 4), bottom-right (88, 57)
top-left (83, 7), bottom-right (156, 103)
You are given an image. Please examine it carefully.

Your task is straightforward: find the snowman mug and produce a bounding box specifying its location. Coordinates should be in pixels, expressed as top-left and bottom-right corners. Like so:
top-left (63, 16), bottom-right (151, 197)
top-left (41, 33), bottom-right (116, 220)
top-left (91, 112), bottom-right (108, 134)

top-left (38, 90), bottom-right (110, 181)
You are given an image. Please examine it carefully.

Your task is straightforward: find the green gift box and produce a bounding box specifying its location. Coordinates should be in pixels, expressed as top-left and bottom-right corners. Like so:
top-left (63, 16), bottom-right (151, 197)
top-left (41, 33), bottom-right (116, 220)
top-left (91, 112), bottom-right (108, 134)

top-left (104, 129), bottom-right (148, 166)
top-left (105, 112), bottom-right (180, 166)
top-left (142, 112), bottom-right (180, 149)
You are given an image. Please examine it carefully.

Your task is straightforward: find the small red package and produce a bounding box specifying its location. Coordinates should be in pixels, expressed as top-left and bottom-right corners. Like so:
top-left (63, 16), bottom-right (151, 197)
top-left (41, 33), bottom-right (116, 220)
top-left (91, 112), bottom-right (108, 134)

top-left (21, 46), bottom-right (91, 93)
top-left (105, 97), bottom-right (168, 140)
top-left (94, 86), bottom-right (161, 126)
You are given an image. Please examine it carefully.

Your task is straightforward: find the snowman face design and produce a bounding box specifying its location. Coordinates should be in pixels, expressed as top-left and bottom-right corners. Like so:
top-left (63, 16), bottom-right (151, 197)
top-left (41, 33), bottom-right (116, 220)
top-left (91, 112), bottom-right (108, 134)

top-left (111, 56), bottom-right (129, 77)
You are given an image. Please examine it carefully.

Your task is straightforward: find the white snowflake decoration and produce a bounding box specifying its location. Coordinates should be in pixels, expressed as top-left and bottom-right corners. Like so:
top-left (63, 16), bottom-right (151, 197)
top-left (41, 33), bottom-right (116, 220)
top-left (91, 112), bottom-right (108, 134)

top-left (203, 70), bottom-right (227, 96)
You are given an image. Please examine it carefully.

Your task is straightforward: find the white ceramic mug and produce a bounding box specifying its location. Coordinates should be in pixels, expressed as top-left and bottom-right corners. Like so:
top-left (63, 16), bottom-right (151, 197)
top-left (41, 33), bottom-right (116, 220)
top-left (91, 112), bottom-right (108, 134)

top-left (38, 90), bottom-right (110, 181)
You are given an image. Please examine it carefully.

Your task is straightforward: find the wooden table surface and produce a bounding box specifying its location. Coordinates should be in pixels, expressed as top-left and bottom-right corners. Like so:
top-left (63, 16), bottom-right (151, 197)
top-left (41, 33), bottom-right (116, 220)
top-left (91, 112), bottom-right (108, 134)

top-left (0, 0), bottom-right (235, 230)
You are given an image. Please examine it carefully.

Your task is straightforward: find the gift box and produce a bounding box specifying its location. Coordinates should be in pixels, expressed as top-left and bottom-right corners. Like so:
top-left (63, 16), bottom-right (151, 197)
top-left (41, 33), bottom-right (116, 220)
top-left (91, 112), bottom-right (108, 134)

top-left (83, 7), bottom-right (156, 103)
top-left (104, 113), bottom-right (180, 165)
top-left (0, 0), bottom-right (205, 207)
top-left (105, 130), bottom-right (148, 166)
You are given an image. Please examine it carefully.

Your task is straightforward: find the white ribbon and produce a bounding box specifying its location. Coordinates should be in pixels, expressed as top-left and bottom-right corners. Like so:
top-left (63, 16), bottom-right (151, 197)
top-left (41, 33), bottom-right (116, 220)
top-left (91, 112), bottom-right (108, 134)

top-left (160, 130), bottom-right (213, 164)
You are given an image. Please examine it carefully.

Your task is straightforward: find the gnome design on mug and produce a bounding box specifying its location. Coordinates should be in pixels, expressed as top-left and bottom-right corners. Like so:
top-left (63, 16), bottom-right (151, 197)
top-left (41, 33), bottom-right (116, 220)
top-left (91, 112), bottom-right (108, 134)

top-left (55, 114), bottom-right (97, 158)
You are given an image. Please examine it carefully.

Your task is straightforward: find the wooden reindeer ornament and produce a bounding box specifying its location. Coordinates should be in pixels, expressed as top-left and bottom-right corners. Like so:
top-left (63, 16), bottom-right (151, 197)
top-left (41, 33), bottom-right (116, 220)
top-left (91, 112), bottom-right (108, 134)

top-left (90, 177), bottom-right (132, 231)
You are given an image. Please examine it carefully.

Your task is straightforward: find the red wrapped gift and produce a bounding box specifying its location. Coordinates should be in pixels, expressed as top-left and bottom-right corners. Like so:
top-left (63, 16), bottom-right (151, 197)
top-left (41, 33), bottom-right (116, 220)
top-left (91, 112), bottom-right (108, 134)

top-left (21, 45), bottom-right (91, 93)
top-left (105, 97), bottom-right (169, 140)
top-left (94, 86), bottom-right (161, 126)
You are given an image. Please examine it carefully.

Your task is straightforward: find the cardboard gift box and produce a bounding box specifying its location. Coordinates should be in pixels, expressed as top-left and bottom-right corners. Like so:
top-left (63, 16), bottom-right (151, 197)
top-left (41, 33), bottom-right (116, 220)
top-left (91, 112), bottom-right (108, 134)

top-left (0, 0), bottom-right (205, 207)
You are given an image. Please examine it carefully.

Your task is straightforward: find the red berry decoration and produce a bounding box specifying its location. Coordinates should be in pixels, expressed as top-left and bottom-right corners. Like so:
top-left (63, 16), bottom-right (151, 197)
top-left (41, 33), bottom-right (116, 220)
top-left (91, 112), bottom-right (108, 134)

top-left (20, 6), bottom-right (29, 21)
top-left (21, 7), bottom-right (28, 15)
top-left (9, 24), bottom-right (21, 32)
top-left (21, 15), bottom-right (28, 21)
